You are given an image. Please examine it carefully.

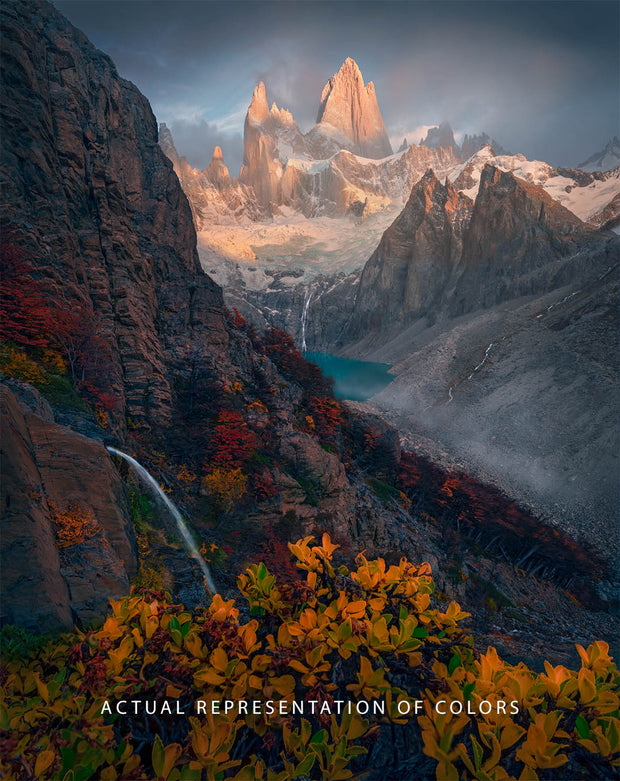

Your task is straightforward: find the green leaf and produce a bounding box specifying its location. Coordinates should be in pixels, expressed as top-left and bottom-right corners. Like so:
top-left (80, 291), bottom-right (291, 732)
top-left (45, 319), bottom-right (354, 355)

top-left (471, 735), bottom-right (483, 772)
top-left (295, 754), bottom-right (316, 775)
top-left (257, 562), bottom-right (268, 581)
top-left (412, 627), bottom-right (428, 638)
top-left (338, 620), bottom-right (353, 640)
top-left (309, 729), bottom-right (327, 745)
top-left (463, 682), bottom-right (475, 702)
top-left (169, 617), bottom-right (181, 632)
top-left (448, 653), bottom-right (462, 675)
top-left (74, 763), bottom-right (96, 781)
top-left (575, 714), bottom-right (591, 739)
top-left (61, 747), bottom-right (76, 771)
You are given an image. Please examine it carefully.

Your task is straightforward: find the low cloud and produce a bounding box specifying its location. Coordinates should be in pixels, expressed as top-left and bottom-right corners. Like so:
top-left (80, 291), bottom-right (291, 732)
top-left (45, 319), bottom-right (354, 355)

top-left (165, 118), bottom-right (243, 177)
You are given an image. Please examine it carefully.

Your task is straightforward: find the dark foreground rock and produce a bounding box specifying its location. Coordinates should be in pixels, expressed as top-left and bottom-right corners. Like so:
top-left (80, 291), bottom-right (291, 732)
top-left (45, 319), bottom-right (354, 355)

top-left (0, 384), bottom-right (137, 630)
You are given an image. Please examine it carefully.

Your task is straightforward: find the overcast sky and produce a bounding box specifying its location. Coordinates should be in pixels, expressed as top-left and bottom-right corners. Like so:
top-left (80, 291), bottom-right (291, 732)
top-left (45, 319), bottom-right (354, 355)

top-left (54, 0), bottom-right (619, 176)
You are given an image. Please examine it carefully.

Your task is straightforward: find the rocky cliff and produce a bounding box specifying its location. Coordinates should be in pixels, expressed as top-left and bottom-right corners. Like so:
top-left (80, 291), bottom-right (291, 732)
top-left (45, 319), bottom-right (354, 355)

top-left (450, 145), bottom-right (620, 230)
top-left (1, 0), bottom-right (229, 430)
top-left (339, 164), bottom-right (619, 571)
top-left (345, 164), bottom-right (617, 344)
top-left (1, 383), bottom-right (136, 631)
top-left (347, 171), bottom-right (473, 336)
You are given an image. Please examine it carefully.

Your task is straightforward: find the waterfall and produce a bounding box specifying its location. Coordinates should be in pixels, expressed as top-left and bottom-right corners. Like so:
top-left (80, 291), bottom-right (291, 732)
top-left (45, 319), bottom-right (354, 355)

top-left (300, 288), bottom-right (313, 351)
top-left (106, 447), bottom-right (217, 594)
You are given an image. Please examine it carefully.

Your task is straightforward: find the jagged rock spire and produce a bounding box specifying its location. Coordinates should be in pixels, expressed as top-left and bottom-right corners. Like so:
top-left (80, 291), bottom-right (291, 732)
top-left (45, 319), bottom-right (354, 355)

top-left (316, 57), bottom-right (393, 159)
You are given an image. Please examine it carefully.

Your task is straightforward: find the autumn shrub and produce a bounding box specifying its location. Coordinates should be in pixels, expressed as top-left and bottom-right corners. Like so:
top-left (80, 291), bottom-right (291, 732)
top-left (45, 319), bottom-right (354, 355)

top-left (263, 328), bottom-right (332, 398)
top-left (0, 240), bottom-right (55, 346)
top-left (399, 450), bottom-right (606, 601)
top-left (0, 344), bottom-right (48, 384)
top-left (1, 240), bottom-right (118, 413)
top-left (209, 410), bottom-right (258, 470)
top-left (0, 625), bottom-right (48, 662)
top-left (1, 536), bottom-right (618, 781)
top-left (201, 466), bottom-right (248, 514)
top-left (199, 542), bottom-right (228, 568)
top-left (177, 465), bottom-right (197, 486)
top-left (133, 561), bottom-right (168, 592)
top-left (49, 501), bottom-right (103, 549)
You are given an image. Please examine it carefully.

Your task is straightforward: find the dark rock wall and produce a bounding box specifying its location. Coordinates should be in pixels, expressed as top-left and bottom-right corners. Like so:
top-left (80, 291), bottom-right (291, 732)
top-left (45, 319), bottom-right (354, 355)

top-left (0, 0), bottom-right (228, 429)
top-left (1, 385), bottom-right (136, 630)
top-left (345, 164), bottom-right (618, 345)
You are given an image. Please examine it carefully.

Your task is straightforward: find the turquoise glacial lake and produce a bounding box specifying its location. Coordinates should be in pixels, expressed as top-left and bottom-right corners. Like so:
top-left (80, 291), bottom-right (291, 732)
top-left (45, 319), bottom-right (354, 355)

top-left (303, 352), bottom-right (394, 402)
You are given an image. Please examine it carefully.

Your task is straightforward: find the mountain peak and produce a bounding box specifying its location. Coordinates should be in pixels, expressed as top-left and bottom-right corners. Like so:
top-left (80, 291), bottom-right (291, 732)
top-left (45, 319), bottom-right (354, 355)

top-left (205, 145), bottom-right (231, 190)
top-left (578, 136), bottom-right (620, 172)
top-left (315, 58), bottom-right (392, 159)
top-left (339, 56), bottom-right (363, 77)
top-left (158, 122), bottom-right (180, 167)
top-left (247, 81), bottom-right (269, 124)
top-left (421, 122), bottom-right (456, 151)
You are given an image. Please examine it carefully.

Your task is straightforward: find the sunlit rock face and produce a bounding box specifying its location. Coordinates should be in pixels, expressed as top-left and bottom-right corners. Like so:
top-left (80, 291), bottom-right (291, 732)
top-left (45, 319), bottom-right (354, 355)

top-left (313, 57), bottom-right (393, 159)
top-left (237, 59), bottom-right (397, 215)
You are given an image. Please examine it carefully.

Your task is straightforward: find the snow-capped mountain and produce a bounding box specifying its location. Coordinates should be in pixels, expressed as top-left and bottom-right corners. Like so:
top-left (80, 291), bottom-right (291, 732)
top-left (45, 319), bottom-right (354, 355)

top-left (158, 58), bottom-right (620, 326)
top-left (578, 136), bottom-right (620, 173)
top-left (159, 122), bottom-right (263, 229)
top-left (450, 145), bottom-right (620, 229)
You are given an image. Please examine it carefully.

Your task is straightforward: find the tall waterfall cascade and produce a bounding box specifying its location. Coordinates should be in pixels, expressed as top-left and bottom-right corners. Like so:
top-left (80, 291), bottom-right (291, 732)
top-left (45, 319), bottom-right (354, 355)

top-left (106, 447), bottom-right (217, 593)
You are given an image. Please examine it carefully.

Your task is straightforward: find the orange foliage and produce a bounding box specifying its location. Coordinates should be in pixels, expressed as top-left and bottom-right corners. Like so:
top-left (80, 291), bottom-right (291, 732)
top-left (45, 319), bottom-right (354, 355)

top-left (201, 467), bottom-right (247, 513)
top-left (49, 502), bottom-right (103, 548)
top-left (176, 465), bottom-right (197, 485)
top-left (0, 345), bottom-right (47, 384)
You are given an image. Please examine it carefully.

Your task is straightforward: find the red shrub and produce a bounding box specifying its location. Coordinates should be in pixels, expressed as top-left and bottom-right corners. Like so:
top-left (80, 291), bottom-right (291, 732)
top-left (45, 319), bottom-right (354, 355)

top-left (208, 410), bottom-right (258, 470)
top-left (0, 241), bottom-right (54, 346)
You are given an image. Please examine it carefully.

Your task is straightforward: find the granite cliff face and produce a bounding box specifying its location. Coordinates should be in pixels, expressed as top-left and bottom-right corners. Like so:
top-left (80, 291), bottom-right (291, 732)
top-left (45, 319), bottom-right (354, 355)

top-left (0, 0), bottom-right (229, 430)
top-left (1, 383), bottom-right (137, 631)
top-left (347, 171), bottom-right (473, 336)
top-left (314, 57), bottom-right (393, 159)
top-left (237, 61), bottom-right (396, 215)
top-left (345, 164), bottom-right (616, 344)
top-left (452, 165), bottom-right (597, 314)
top-left (450, 145), bottom-right (620, 230)
top-left (339, 164), bottom-right (619, 569)
top-left (159, 122), bottom-right (263, 228)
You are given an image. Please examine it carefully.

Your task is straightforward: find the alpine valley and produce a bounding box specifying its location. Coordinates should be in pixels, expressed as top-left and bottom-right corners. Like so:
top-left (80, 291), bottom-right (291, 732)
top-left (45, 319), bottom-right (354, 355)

top-left (162, 55), bottom-right (620, 570)
top-left (1, 2), bottom-right (619, 780)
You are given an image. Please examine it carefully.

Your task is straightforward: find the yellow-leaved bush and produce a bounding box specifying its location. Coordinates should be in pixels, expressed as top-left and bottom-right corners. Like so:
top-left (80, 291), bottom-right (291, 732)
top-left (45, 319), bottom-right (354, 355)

top-left (0, 535), bottom-right (617, 780)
